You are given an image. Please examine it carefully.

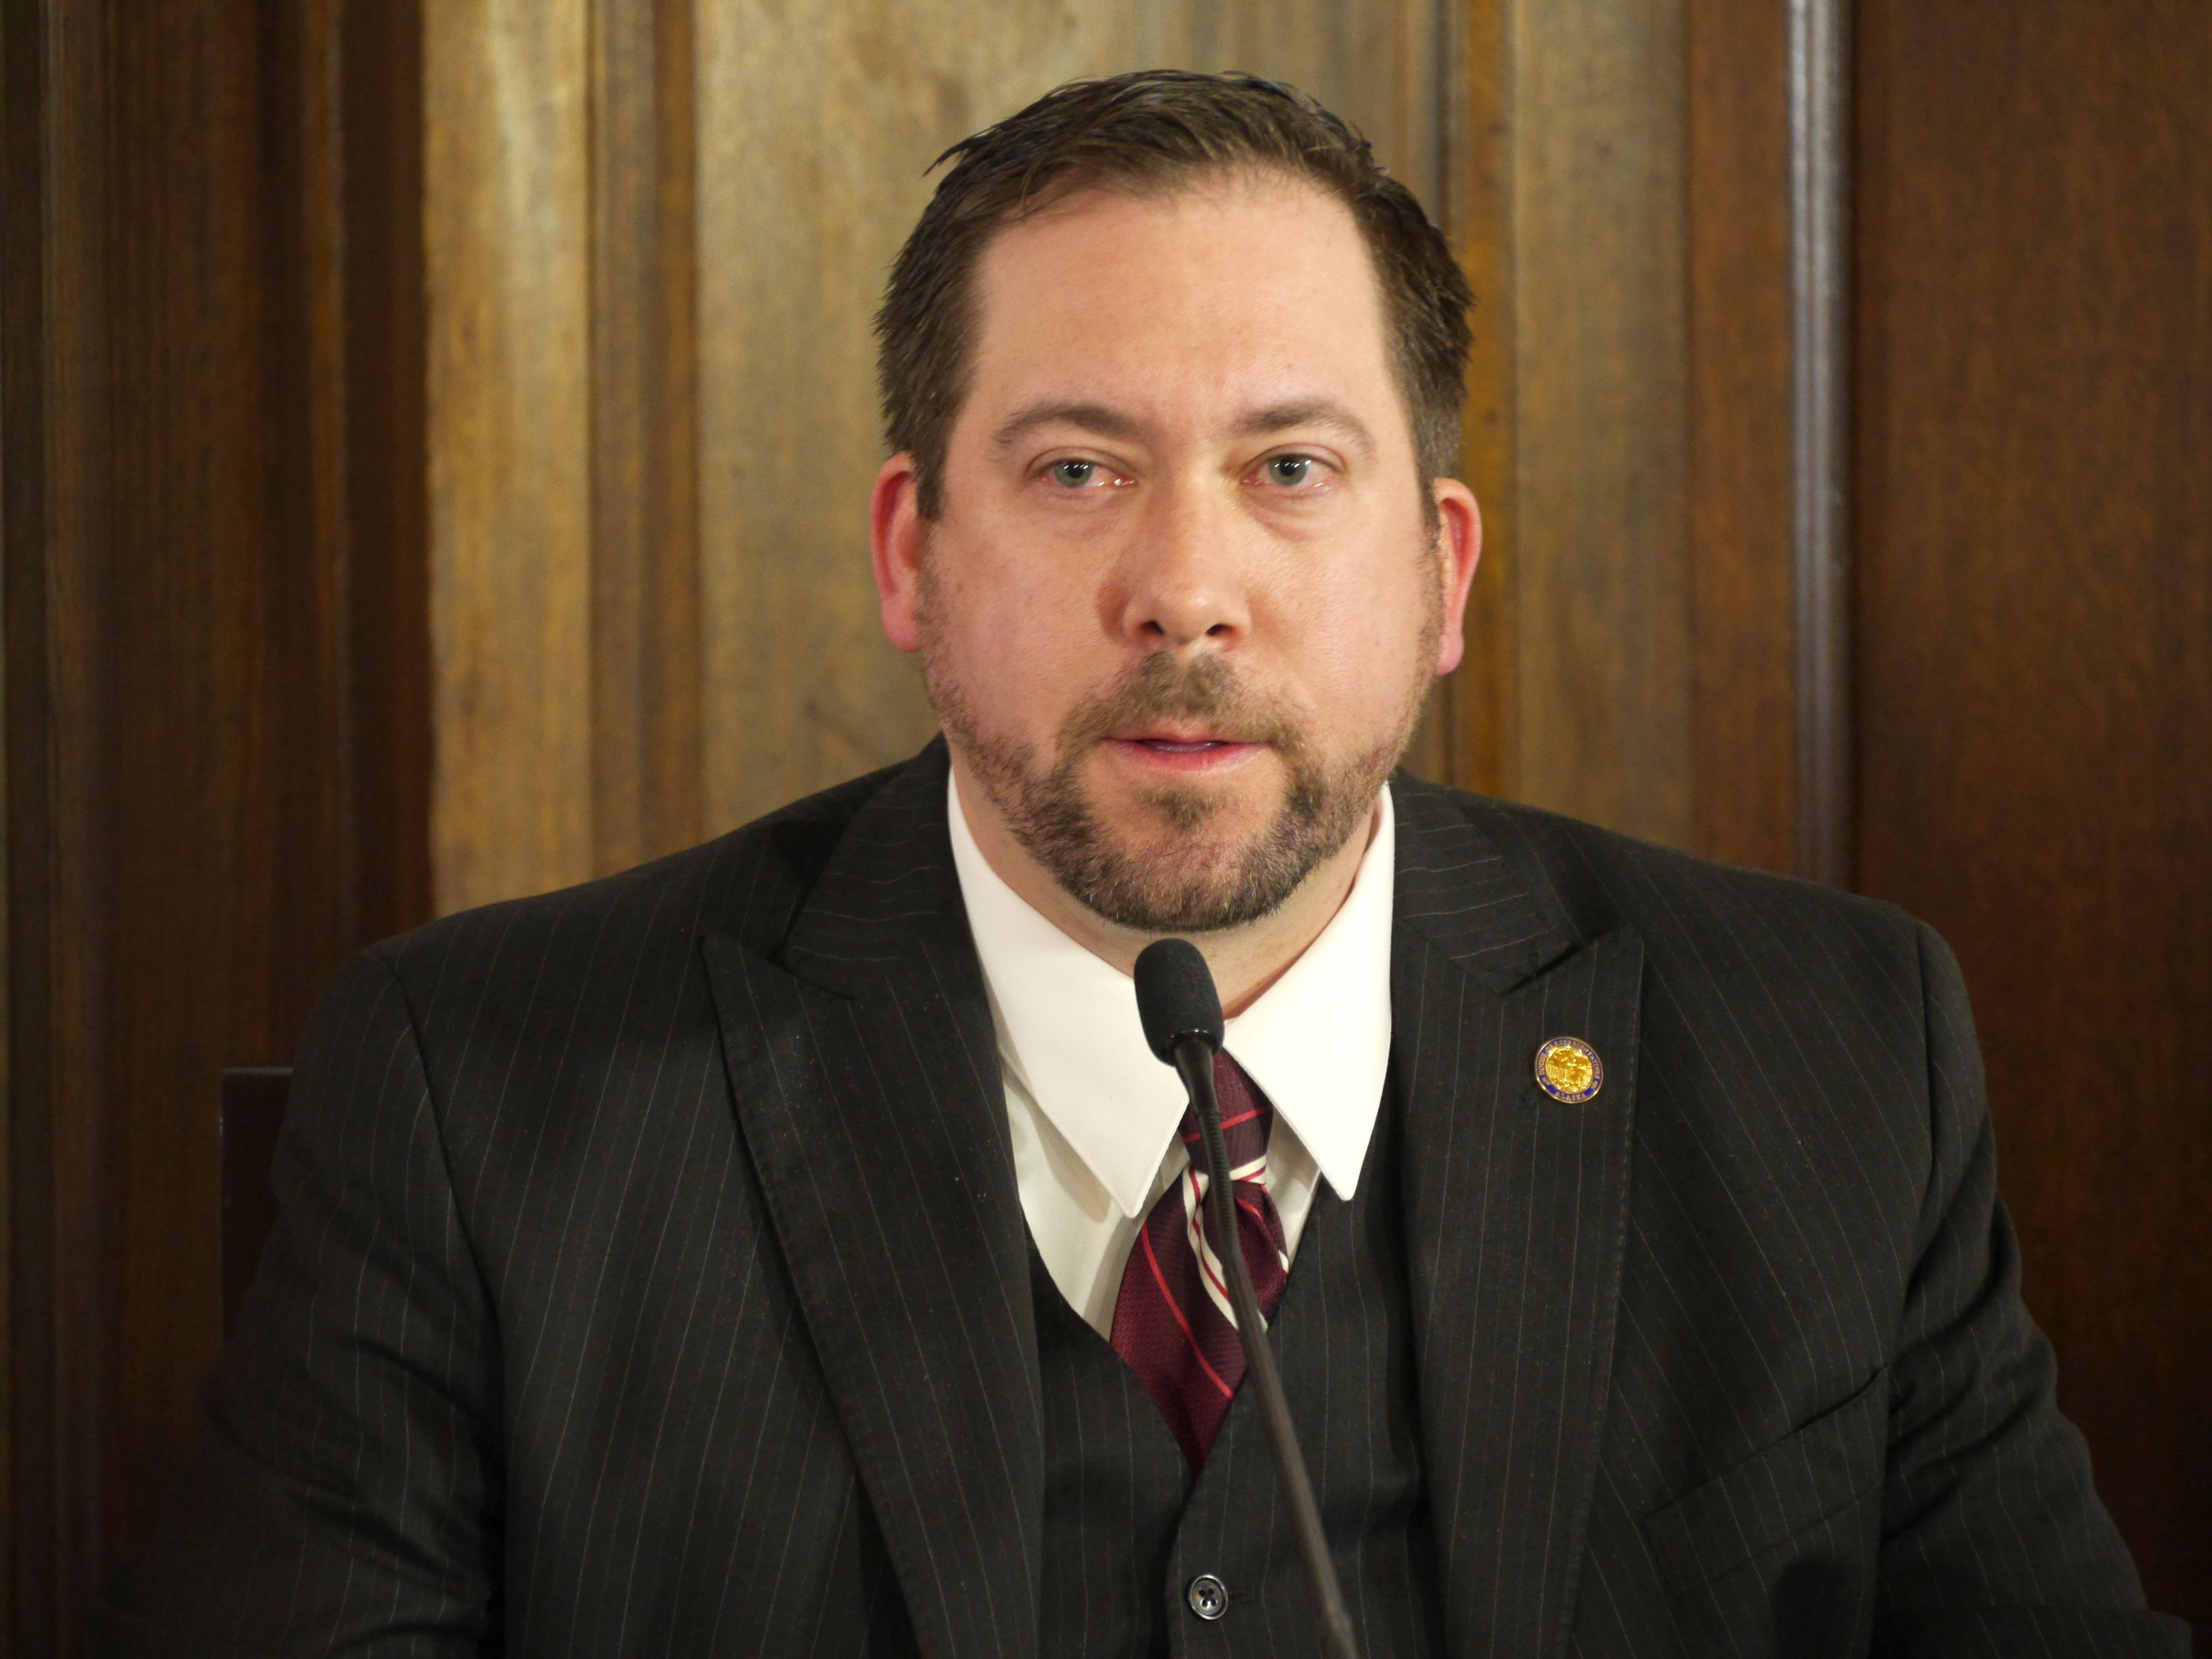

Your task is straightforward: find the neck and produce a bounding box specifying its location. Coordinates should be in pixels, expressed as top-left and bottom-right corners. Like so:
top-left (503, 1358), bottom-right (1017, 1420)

top-left (949, 751), bottom-right (1378, 1017)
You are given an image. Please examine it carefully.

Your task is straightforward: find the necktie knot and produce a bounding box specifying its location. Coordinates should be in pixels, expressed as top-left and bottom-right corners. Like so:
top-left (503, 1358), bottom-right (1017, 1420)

top-left (1179, 1047), bottom-right (1274, 1182)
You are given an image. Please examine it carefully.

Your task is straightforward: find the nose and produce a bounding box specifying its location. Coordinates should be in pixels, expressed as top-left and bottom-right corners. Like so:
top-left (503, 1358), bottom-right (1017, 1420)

top-left (1113, 476), bottom-right (1250, 652)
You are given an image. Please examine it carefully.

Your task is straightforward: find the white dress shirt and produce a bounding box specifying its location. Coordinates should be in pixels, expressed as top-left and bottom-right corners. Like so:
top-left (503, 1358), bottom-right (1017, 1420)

top-left (947, 770), bottom-right (1397, 1336)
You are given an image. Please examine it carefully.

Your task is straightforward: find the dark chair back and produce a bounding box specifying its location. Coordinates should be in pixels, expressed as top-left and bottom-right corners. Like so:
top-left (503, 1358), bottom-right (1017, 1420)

top-left (220, 1066), bottom-right (291, 1338)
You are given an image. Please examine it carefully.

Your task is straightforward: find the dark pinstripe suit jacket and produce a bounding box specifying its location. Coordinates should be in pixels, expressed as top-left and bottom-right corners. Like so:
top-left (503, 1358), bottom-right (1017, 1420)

top-left (98, 742), bottom-right (2184, 1657)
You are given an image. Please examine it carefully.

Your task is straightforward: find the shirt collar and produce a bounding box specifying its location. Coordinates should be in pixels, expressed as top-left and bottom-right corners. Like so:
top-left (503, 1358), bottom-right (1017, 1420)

top-left (948, 769), bottom-right (1395, 1219)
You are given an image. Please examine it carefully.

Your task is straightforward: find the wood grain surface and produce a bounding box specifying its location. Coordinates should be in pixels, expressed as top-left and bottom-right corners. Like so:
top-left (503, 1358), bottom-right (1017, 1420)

top-left (425, 0), bottom-right (594, 911)
top-left (1854, 0), bottom-right (2212, 1621)
top-left (589, 0), bottom-right (706, 873)
top-left (1685, 0), bottom-right (1796, 874)
top-left (1445, 0), bottom-right (1694, 849)
top-left (1442, 0), bottom-right (1517, 803)
top-left (4, 1), bottom-right (434, 1647)
top-left (339, 0), bottom-right (436, 945)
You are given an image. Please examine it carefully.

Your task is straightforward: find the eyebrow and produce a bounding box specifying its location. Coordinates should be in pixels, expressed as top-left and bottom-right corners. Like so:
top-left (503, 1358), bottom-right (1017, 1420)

top-left (1231, 397), bottom-right (1377, 459)
top-left (988, 401), bottom-right (1145, 452)
top-left (987, 395), bottom-right (1379, 458)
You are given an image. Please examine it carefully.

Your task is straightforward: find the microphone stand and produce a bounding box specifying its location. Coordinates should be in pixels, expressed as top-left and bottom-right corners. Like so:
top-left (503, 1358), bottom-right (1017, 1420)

top-left (1169, 1036), bottom-right (1362, 1659)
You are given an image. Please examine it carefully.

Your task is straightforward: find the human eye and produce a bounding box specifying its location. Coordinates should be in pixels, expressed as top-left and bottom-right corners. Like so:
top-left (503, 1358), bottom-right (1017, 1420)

top-left (1043, 457), bottom-right (1127, 490)
top-left (1248, 451), bottom-right (1335, 493)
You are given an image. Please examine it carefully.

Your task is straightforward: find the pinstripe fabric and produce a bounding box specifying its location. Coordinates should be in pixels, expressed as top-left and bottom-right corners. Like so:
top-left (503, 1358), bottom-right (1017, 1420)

top-left (1398, 796), bottom-right (2184, 1657)
top-left (95, 741), bottom-right (2185, 1657)
top-left (1032, 1242), bottom-right (1193, 1659)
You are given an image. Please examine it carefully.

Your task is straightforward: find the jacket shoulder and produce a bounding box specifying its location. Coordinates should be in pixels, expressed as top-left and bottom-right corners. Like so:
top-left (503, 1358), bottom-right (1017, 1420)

top-left (365, 757), bottom-right (912, 991)
top-left (1395, 774), bottom-right (1931, 986)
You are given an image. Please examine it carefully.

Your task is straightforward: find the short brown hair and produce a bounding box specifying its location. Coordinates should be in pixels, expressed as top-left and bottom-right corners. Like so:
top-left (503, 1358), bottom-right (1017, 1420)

top-left (876, 70), bottom-right (1473, 518)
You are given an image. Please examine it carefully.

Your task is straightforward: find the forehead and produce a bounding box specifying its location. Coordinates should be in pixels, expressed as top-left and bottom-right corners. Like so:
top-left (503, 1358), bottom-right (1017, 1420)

top-left (961, 174), bottom-right (1396, 427)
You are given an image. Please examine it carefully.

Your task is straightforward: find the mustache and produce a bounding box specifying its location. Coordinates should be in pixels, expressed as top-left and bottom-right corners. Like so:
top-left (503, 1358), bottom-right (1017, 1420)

top-left (1059, 652), bottom-right (1304, 756)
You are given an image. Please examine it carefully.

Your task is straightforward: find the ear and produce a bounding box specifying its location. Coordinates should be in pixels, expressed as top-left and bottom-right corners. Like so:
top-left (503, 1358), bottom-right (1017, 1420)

top-left (871, 452), bottom-right (926, 653)
top-left (1429, 477), bottom-right (1483, 676)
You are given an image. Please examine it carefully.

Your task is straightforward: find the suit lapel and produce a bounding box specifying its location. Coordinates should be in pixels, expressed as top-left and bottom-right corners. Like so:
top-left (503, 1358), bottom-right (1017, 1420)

top-left (702, 750), bottom-right (1043, 1659)
top-left (1391, 782), bottom-right (1643, 1659)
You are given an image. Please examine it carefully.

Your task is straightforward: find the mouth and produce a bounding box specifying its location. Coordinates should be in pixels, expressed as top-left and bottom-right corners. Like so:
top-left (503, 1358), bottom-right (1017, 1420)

top-left (1103, 727), bottom-right (1266, 774)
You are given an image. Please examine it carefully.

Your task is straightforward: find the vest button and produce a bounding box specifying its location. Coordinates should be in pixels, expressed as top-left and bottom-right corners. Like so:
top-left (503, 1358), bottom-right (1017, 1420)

top-left (1186, 1573), bottom-right (1229, 1620)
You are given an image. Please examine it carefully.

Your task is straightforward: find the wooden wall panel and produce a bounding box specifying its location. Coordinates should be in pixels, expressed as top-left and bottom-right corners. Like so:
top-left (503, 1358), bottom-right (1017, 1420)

top-left (1445, 0), bottom-right (1694, 847)
top-left (1453, 0), bottom-right (1850, 872)
top-left (425, 0), bottom-right (594, 912)
top-left (589, 0), bottom-right (705, 873)
top-left (1512, 0), bottom-right (1690, 846)
top-left (1442, 0), bottom-right (1515, 801)
top-left (339, 0), bottom-right (436, 945)
top-left (5, 0), bottom-right (432, 1646)
top-left (1684, 0), bottom-right (1795, 874)
top-left (1855, 0), bottom-right (2212, 1621)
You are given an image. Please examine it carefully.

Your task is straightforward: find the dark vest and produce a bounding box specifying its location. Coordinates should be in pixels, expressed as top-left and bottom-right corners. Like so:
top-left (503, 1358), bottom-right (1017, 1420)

top-left (1032, 1074), bottom-right (1444, 1658)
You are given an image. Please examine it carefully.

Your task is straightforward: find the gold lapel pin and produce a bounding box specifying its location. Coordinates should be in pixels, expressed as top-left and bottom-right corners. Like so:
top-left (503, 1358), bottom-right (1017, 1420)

top-left (1534, 1035), bottom-right (1604, 1103)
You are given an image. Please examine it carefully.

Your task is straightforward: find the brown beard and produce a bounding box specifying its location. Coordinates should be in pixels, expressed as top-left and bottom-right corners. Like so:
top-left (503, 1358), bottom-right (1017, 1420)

top-left (926, 640), bottom-right (1425, 934)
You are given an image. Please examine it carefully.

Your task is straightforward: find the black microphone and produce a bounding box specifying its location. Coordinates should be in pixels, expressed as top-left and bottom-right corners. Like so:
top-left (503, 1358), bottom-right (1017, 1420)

top-left (1132, 939), bottom-right (1361, 1659)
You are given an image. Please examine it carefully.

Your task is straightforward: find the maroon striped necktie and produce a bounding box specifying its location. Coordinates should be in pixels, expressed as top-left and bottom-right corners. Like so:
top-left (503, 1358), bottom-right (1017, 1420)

top-left (1109, 1050), bottom-right (1291, 1469)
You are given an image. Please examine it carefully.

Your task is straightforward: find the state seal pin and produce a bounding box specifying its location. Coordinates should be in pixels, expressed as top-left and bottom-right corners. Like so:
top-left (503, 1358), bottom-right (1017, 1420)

top-left (1534, 1035), bottom-right (1604, 1103)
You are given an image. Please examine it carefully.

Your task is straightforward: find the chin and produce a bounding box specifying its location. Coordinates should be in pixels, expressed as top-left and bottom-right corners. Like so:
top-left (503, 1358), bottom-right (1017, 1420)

top-left (1115, 776), bottom-right (1278, 841)
top-left (1116, 808), bottom-right (1262, 871)
top-left (1055, 781), bottom-right (1338, 935)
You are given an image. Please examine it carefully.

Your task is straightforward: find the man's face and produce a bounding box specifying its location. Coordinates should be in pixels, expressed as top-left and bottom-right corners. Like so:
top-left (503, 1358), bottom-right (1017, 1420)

top-left (873, 172), bottom-right (1478, 933)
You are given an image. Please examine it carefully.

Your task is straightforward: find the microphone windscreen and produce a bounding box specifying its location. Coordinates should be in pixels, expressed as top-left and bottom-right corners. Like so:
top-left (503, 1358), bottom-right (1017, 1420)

top-left (1133, 938), bottom-right (1225, 1061)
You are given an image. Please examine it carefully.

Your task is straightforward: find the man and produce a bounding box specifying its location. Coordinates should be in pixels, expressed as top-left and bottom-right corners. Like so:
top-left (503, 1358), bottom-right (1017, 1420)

top-left (100, 72), bottom-right (2182, 1656)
